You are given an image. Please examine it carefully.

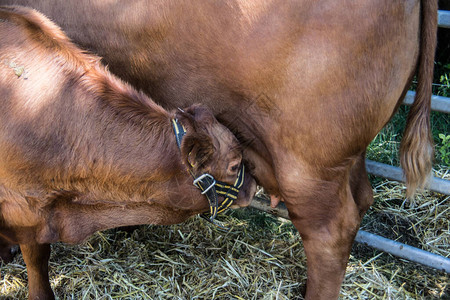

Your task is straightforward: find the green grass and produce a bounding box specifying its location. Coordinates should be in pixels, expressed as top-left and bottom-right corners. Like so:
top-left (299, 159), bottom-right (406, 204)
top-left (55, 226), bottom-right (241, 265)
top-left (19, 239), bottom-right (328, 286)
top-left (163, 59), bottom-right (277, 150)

top-left (367, 108), bottom-right (449, 168)
top-left (435, 62), bottom-right (450, 97)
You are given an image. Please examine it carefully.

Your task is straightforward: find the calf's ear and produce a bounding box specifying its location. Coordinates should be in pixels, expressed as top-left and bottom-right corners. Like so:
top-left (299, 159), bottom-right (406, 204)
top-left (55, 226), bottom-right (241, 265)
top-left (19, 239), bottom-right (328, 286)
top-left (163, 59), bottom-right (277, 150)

top-left (175, 104), bottom-right (215, 131)
top-left (180, 133), bottom-right (214, 171)
top-left (176, 104), bottom-right (216, 171)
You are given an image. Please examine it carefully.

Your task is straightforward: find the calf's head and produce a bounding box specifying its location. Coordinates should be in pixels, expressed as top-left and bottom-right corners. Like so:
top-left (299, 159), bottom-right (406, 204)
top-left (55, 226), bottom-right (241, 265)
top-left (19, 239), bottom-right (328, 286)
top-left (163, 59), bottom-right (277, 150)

top-left (174, 104), bottom-right (256, 214)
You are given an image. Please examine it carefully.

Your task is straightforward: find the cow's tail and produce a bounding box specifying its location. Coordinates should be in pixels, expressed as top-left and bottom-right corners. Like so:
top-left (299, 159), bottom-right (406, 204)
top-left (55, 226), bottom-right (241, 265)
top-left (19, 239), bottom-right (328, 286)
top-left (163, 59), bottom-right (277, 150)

top-left (400, 0), bottom-right (438, 198)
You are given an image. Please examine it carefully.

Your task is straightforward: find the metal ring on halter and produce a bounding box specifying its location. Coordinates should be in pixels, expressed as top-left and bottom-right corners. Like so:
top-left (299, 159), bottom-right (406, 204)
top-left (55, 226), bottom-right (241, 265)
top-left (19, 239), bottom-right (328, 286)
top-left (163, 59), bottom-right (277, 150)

top-left (193, 173), bottom-right (216, 194)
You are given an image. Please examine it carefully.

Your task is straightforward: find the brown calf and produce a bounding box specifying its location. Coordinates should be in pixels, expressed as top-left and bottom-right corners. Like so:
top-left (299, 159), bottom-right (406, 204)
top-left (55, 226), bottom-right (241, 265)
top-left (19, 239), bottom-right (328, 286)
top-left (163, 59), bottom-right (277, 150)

top-left (0, 6), bottom-right (256, 300)
top-left (0, 0), bottom-right (438, 299)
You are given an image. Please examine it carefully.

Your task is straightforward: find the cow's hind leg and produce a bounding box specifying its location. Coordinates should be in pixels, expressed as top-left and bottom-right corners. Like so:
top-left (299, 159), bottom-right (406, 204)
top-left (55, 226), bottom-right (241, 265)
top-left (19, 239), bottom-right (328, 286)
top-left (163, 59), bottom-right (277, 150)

top-left (20, 243), bottom-right (54, 300)
top-left (350, 153), bottom-right (374, 218)
top-left (281, 166), bottom-right (363, 299)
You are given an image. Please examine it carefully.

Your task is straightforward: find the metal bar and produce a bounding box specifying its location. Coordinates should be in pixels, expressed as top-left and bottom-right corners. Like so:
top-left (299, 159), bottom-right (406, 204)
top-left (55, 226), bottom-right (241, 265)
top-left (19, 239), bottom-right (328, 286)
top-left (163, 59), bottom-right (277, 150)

top-left (439, 10), bottom-right (450, 28)
top-left (248, 197), bottom-right (450, 273)
top-left (355, 230), bottom-right (450, 273)
top-left (249, 196), bottom-right (289, 219)
top-left (403, 91), bottom-right (450, 114)
top-left (365, 160), bottom-right (450, 195)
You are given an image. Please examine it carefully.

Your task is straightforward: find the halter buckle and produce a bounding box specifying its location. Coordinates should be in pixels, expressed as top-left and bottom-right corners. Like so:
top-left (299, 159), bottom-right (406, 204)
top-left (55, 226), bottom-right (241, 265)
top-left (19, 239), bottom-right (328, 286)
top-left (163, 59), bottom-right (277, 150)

top-left (193, 173), bottom-right (216, 194)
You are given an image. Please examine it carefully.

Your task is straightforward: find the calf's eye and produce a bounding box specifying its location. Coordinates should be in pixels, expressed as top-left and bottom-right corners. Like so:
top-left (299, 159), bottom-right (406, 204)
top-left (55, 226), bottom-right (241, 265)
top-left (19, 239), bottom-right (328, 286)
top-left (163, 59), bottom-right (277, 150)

top-left (229, 163), bottom-right (239, 173)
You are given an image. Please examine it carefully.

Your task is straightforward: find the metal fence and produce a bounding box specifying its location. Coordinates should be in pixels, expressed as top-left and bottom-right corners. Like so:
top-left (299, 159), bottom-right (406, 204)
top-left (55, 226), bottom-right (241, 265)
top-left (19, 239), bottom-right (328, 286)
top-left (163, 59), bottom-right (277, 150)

top-left (249, 9), bottom-right (450, 273)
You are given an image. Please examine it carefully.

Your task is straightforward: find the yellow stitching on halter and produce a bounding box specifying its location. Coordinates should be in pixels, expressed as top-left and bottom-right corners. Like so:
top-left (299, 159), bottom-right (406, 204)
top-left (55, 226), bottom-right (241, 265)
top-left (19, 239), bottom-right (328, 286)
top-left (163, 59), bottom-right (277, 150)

top-left (187, 151), bottom-right (195, 168)
top-left (217, 198), bottom-right (233, 213)
top-left (210, 205), bottom-right (217, 216)
top-left (215, 183), bottom-right (239, 193)
top-left (234, 166), bottom-right (245, 188)
top-left (216, 190), bottom-right (238, 196)
top-left (172, 119), bottom-right (187, 134)
top-left (217, 192), bottom-right (237, 201)
top-left (216, 191), bottom-right (238, 199)
top-left (235, 181), bottom-right (243, 189)
top-left (219, 198), bottom-right (233, 206)
top-left (195, 178), bottom-right (205, 192)
top-left (172, 119), bottom-right (180, 134)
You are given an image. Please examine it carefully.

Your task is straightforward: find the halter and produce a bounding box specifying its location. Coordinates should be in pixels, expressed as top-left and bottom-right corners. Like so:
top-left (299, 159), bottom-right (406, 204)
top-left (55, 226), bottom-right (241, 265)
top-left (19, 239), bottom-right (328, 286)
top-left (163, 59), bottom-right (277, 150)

top-left (171, 118), bottom-right (245, 226)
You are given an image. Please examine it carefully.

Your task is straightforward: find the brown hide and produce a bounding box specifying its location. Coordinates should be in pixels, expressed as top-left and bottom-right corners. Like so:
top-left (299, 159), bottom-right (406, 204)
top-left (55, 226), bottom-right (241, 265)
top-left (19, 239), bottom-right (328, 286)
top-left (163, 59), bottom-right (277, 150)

top-left (0, 6), bottom-right (256, 300)
top-left (0, 1), bottom-right (438, 299)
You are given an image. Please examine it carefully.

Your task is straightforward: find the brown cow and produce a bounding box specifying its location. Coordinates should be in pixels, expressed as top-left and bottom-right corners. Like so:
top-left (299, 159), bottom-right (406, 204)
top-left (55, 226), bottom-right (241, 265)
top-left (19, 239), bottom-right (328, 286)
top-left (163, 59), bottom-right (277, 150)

top-left (0, 6), bottom-right (256, 300)
top-left (0, 1), bottom-right (438, 299)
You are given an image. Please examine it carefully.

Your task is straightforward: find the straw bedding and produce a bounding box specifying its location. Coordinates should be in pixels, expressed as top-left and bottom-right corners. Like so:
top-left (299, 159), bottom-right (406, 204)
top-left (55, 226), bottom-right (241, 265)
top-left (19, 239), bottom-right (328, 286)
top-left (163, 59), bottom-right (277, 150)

top-left (0, 176), bottom-right (448, 299)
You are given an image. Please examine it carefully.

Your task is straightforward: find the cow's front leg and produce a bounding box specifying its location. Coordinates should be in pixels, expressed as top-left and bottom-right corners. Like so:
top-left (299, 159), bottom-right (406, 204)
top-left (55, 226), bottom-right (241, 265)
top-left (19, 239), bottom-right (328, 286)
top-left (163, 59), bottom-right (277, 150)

top-left (20, 243), bottom-right (54, 300)
top-left (282, 173), bottom-right (362, 299)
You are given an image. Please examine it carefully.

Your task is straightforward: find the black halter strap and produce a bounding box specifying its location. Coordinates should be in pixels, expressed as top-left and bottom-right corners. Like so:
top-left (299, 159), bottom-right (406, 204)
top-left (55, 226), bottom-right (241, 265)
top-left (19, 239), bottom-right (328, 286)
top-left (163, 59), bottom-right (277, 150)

top-left (171, 118), bottom-right (245, 226)
top-left (172, 118), bottom-right (187, 148)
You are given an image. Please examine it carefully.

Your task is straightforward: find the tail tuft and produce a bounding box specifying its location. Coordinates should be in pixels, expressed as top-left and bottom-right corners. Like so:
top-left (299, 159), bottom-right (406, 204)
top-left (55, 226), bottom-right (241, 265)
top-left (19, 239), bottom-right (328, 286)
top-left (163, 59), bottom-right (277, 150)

top-left (400, 0), bottom-right (437, 198)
